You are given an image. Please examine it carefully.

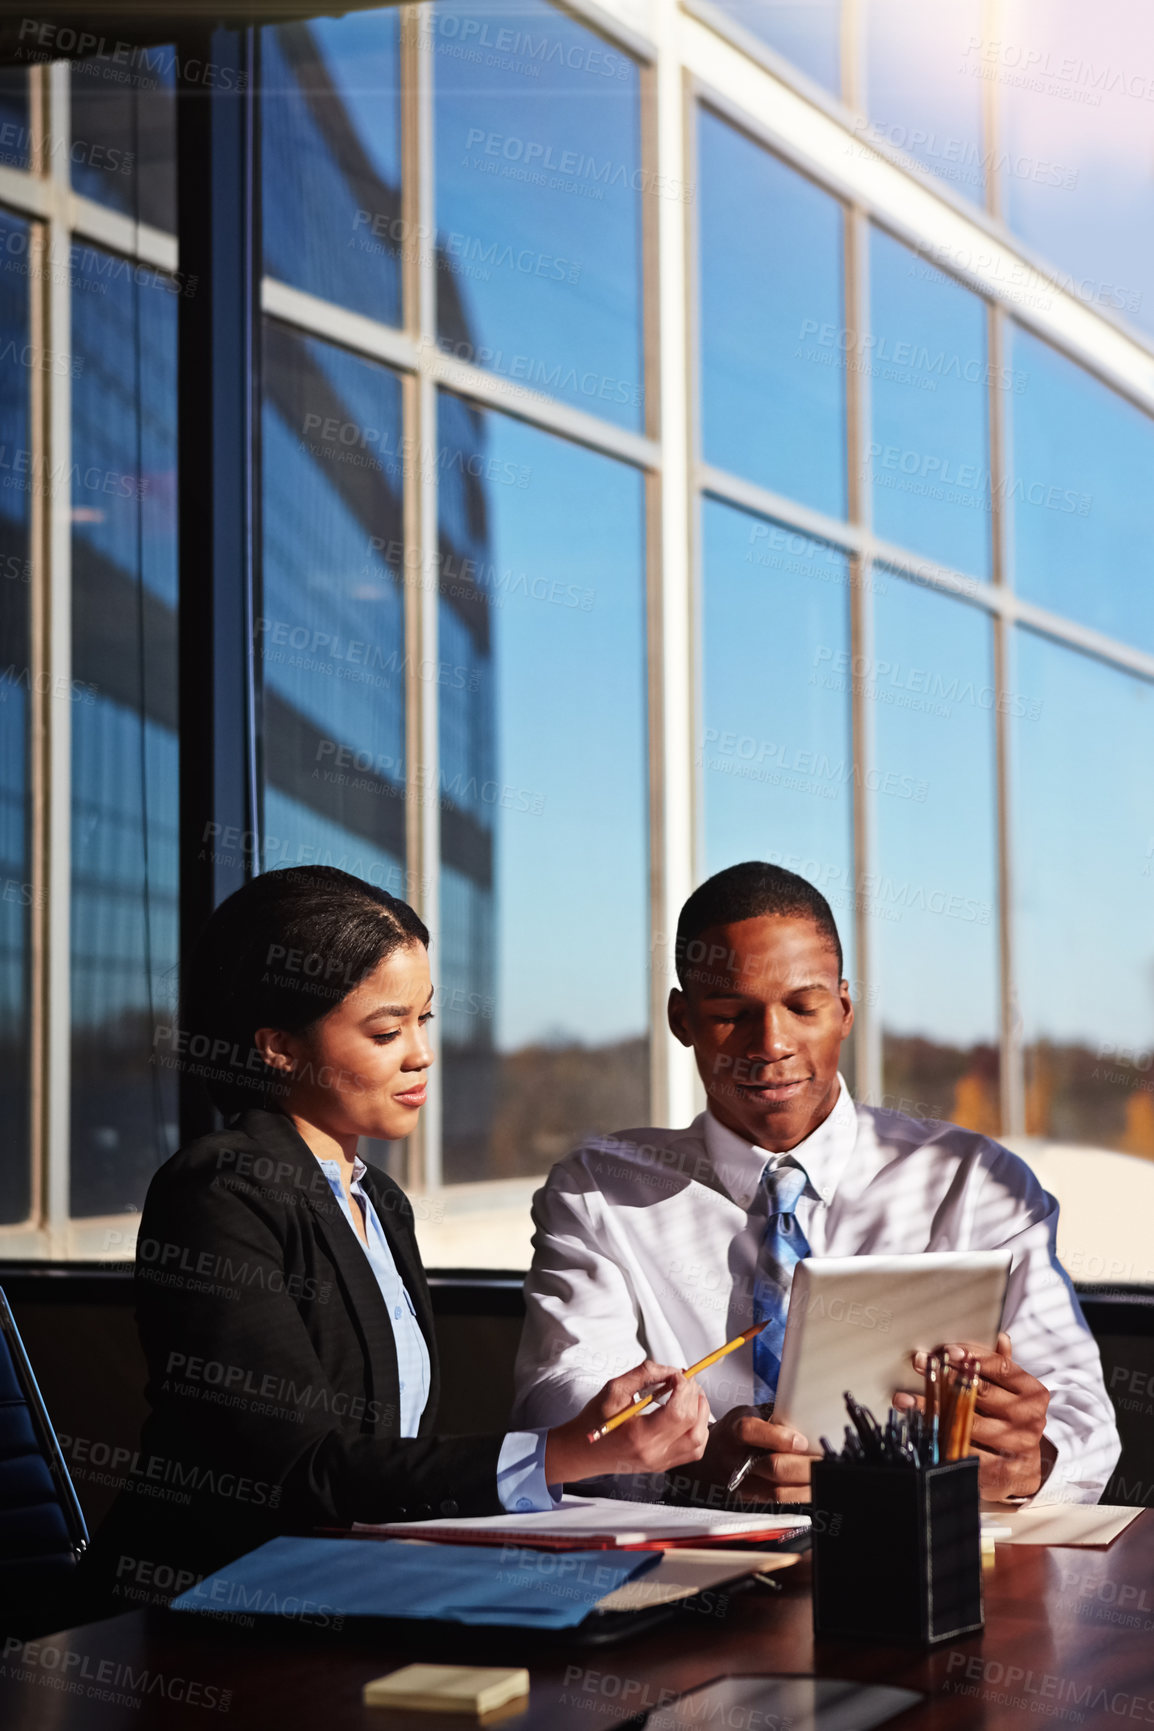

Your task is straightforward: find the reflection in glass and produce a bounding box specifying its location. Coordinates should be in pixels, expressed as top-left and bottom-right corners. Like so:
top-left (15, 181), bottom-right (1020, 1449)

top-left (699, 109), bottom-right (846, 518)
top-left (701, 500), bottom-right (856, 1024)
top-left (1014, 632), bottom-right (1154, 1155)
top-left (438, 393), bottom-right (648, 1181)
top-left (259, 320), bottom-right (407, 894)
top-left (434, 0), bottom-right (644, 432)
top-left (70, 249), bottom-right (179, 1216)
top-left (707, 0), bottom-right (840, 92)
top-left (0, 69), bottom-right (30, 169)
top-left (70, 51), bottom-right (176, 230)
top-left (869, 229), bottom-right (990, 578)
top-left (864, 0), bottom-right (984, 201)
top-left (1009, 327), bottom-right (1154, 655)
top-left (873, 574), bottom-right (999, 1128)
top-left (999, 0), bottom-right (1154, 342)
top-left (0, 212), bottom-right (32, 1223)
top-left (262, 13), bottom-right (402, 324)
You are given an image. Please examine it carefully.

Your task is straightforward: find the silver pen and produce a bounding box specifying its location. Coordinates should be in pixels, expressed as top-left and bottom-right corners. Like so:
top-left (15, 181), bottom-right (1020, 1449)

top-left (727, 1402), bottom-right (774, 1494)
top-left (727, 1451), bottom-right (760, 1493)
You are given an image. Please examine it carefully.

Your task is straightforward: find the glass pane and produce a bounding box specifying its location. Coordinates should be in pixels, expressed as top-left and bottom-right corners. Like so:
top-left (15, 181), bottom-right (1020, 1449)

top-left (434, 0), bottom-right (644, 432)
top-left (707, 0), bottom-right (840, 92)
top-left (701, 500), bottom-right (857, 1017)
top-left (70, 50), bottom-right (176, 231)
top-left (0, 69), bottom-right (30, 169)
top-left (0, 211), bottom-right (32, 1224)
top-left (873, 574), bottom-right (999, 1128)
top-left (262, 13), bottom-right (402, 325)
top-left (997, 0), bottom-right (1154, 342)
top-left (863, 0), bottom-right (984, 202)
top-left (70, 247), bottom-right (179, 1216)
top-left (259, 320), bottom-right (406, 892)
top-left (869, 228), bottom-right (991, 578)
top-left (1010, 327), bottom-right (1154, 654)
top-left (437, 392), bottom-right (648, 1181)
top-left (1014, 632), bottom-right (1154, 1153)
top-left (700, 108), bottom-right (846, 518)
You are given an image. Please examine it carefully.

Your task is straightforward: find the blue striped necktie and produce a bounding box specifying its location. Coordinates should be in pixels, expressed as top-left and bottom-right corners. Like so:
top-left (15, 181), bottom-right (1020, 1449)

top-left (752, 1160), bottom-right (811, 1405)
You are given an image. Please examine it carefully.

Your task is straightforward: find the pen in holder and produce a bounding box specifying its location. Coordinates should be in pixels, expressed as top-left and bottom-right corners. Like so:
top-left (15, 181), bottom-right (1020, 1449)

top-left (811, 1456), bottom-right (983, 1645)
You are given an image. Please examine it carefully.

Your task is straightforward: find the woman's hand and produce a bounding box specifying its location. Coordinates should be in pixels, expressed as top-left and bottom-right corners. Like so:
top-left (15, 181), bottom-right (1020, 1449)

top-left (543, 1359), bottom-right (710, 1487)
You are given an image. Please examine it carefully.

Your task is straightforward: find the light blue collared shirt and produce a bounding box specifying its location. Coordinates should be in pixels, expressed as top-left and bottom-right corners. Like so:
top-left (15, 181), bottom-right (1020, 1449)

top-left (315, 1156), bottom-right (557, 1513)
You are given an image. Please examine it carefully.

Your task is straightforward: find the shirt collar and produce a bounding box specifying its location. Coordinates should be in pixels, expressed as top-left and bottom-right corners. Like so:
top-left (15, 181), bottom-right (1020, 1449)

top-left (314, 1152), bottom-right (367, 1187)
top-left (703, 1074), bottom-right (858, 1210)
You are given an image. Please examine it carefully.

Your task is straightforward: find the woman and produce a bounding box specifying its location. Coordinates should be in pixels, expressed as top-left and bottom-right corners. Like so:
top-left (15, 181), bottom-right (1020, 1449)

top-left (78, 867), bottom-right (707, 1612)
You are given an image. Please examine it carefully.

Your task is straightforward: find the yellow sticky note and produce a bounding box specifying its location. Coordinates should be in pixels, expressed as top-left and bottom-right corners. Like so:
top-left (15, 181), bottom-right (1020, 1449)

top-left (363, 1665), bottom-right (530, 1717)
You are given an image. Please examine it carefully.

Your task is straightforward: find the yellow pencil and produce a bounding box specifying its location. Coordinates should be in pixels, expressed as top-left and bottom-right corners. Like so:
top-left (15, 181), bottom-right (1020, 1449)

top-left (586, 1321), bottom-right (769, 1443)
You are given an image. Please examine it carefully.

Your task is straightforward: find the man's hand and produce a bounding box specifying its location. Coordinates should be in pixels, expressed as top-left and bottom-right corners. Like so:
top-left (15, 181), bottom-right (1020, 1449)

top-left (692, 1405), bottom-right (815, 1505)
top-left (893, 1332), bottom-right (1052, 1501)
top-left (544, 1359), bottom-right (711, 1486)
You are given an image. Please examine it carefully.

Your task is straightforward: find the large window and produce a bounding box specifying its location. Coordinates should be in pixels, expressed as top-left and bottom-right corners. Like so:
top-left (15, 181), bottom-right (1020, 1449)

top-left (699, 108), bottom-right (846, 517)
top-left (262, 16), bottom-right (402, 323)
top-left (1009, 328), bottom-right (1154, 653)
top-left (872, 576), bottom-right (1000, 1129)
top-left (437, 400), bottom-right (648, 1181)
top-left (258, 323), bottom-right (407, 894)
top-left (257, 0), bottom-right (651, 1241)
top-left (0, 209), bottom-right (32, 1225)
top-left (868, 229), bottom-right (991, 579)
top-left (1013, 633), bottom-right (1154, 1153)
top-left (2, 0), bottom-right (1153, 1271)
top-left (69, 248), bottom-right (179, 1218)
top-left (701, 501), bottom-right (854, 968)
top-left (433, 0), bottom-right (645, 430)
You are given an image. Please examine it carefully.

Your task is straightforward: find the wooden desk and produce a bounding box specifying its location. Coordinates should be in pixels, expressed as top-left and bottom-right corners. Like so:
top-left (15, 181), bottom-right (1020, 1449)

top-left (4, 1518), bottom-right (1151, 1730)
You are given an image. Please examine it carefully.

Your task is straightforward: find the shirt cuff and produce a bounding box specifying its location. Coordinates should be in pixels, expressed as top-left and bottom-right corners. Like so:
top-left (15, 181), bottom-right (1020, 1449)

top-left (496, 1429), bottom-right (562, 1514)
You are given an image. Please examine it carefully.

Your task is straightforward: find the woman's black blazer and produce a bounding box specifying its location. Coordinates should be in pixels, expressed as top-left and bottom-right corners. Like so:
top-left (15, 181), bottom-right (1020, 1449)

top-left (80, 1109), bottom-right (506, 1603)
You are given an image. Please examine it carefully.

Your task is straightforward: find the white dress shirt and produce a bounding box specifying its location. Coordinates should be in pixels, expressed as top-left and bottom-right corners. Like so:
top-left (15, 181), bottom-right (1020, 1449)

top-left (511, 1077), bottom-right (1120, 1504)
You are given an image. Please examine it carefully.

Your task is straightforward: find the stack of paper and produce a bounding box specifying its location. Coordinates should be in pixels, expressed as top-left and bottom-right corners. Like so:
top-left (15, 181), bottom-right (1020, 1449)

top-left (986, 1504), bottom-right (1143, 1547)
top-left (354, 1493), bottom-right (811, 1550)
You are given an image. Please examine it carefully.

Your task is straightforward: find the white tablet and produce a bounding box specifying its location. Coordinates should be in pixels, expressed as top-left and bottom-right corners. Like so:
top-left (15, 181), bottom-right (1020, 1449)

top-left (771, 1251), bottom-right (1011, 1448)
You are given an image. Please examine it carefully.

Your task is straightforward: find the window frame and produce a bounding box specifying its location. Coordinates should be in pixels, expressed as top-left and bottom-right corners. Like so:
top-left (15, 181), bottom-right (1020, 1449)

top-left (0, 0), bottom-right (1152, 1260)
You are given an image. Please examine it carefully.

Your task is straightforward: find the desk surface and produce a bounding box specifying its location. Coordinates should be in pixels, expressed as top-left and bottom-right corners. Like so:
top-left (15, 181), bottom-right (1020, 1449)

top-left (5, 1518), bottom-right (1152, 1730)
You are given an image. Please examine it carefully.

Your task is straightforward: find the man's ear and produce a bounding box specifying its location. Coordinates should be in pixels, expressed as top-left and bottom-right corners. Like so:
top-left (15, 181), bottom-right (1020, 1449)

top-left (668, 988), bottom-right (693, 1048)
top-left (839, 980), bottom-right (855, 1039)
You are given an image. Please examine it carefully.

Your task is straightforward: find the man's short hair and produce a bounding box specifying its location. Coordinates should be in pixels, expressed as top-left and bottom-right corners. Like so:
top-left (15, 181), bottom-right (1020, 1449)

top-left (675, 861), bottom-right (844, 988)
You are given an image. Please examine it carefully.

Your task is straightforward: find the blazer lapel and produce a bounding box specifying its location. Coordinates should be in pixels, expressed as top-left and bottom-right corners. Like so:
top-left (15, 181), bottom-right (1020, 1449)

top-left (237, 1111), bottom-right (402, 1433)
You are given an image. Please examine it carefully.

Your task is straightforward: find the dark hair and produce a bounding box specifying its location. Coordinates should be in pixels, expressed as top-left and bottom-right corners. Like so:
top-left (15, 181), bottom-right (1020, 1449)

top-left (675, 861), bottom-right (843, 988)
top-left (180, 866), bottom-right (429, 1118)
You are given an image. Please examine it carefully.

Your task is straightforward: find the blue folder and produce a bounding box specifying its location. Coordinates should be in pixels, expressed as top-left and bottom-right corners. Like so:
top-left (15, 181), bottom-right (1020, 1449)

top-left (171, 1536), bottom-right (660, 1629)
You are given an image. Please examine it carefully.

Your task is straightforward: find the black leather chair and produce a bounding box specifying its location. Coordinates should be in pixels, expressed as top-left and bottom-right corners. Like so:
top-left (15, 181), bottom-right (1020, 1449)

top-left (0, 1286), bottom-right (89, 1637)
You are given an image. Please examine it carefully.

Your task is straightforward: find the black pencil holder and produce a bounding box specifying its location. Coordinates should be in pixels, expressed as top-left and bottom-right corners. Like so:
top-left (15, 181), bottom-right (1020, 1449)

top-left (810, 1456), bottom-right (983, 1645)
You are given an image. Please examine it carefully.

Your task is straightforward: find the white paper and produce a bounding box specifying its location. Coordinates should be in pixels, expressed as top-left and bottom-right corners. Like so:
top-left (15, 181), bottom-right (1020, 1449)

top-left (595, 1548), bottom-right (801, 1611)
top-left (993, 1504), bottom-right (1144, 1547)
top-left (356, 1493), bottom-right (811, 1546)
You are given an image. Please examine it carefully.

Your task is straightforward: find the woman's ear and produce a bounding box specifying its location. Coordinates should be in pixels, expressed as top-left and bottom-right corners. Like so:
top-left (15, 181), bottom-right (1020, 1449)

top-left (254, 1026), bottom-right (298, 1074)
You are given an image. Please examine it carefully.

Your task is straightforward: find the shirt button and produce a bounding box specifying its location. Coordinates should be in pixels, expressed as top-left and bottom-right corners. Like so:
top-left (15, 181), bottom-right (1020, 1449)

top-left (440, 1499), bottom-right (459, 1516)
top-left (394, 1305), bottom-right (403, 1319)
top-left (515, 1497), bottom-right (534, 1512)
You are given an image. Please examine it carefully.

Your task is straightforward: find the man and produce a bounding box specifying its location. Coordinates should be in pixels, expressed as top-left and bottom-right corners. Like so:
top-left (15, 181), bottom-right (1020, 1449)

top-left (512, 862), bottom-right (1120, 1506)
